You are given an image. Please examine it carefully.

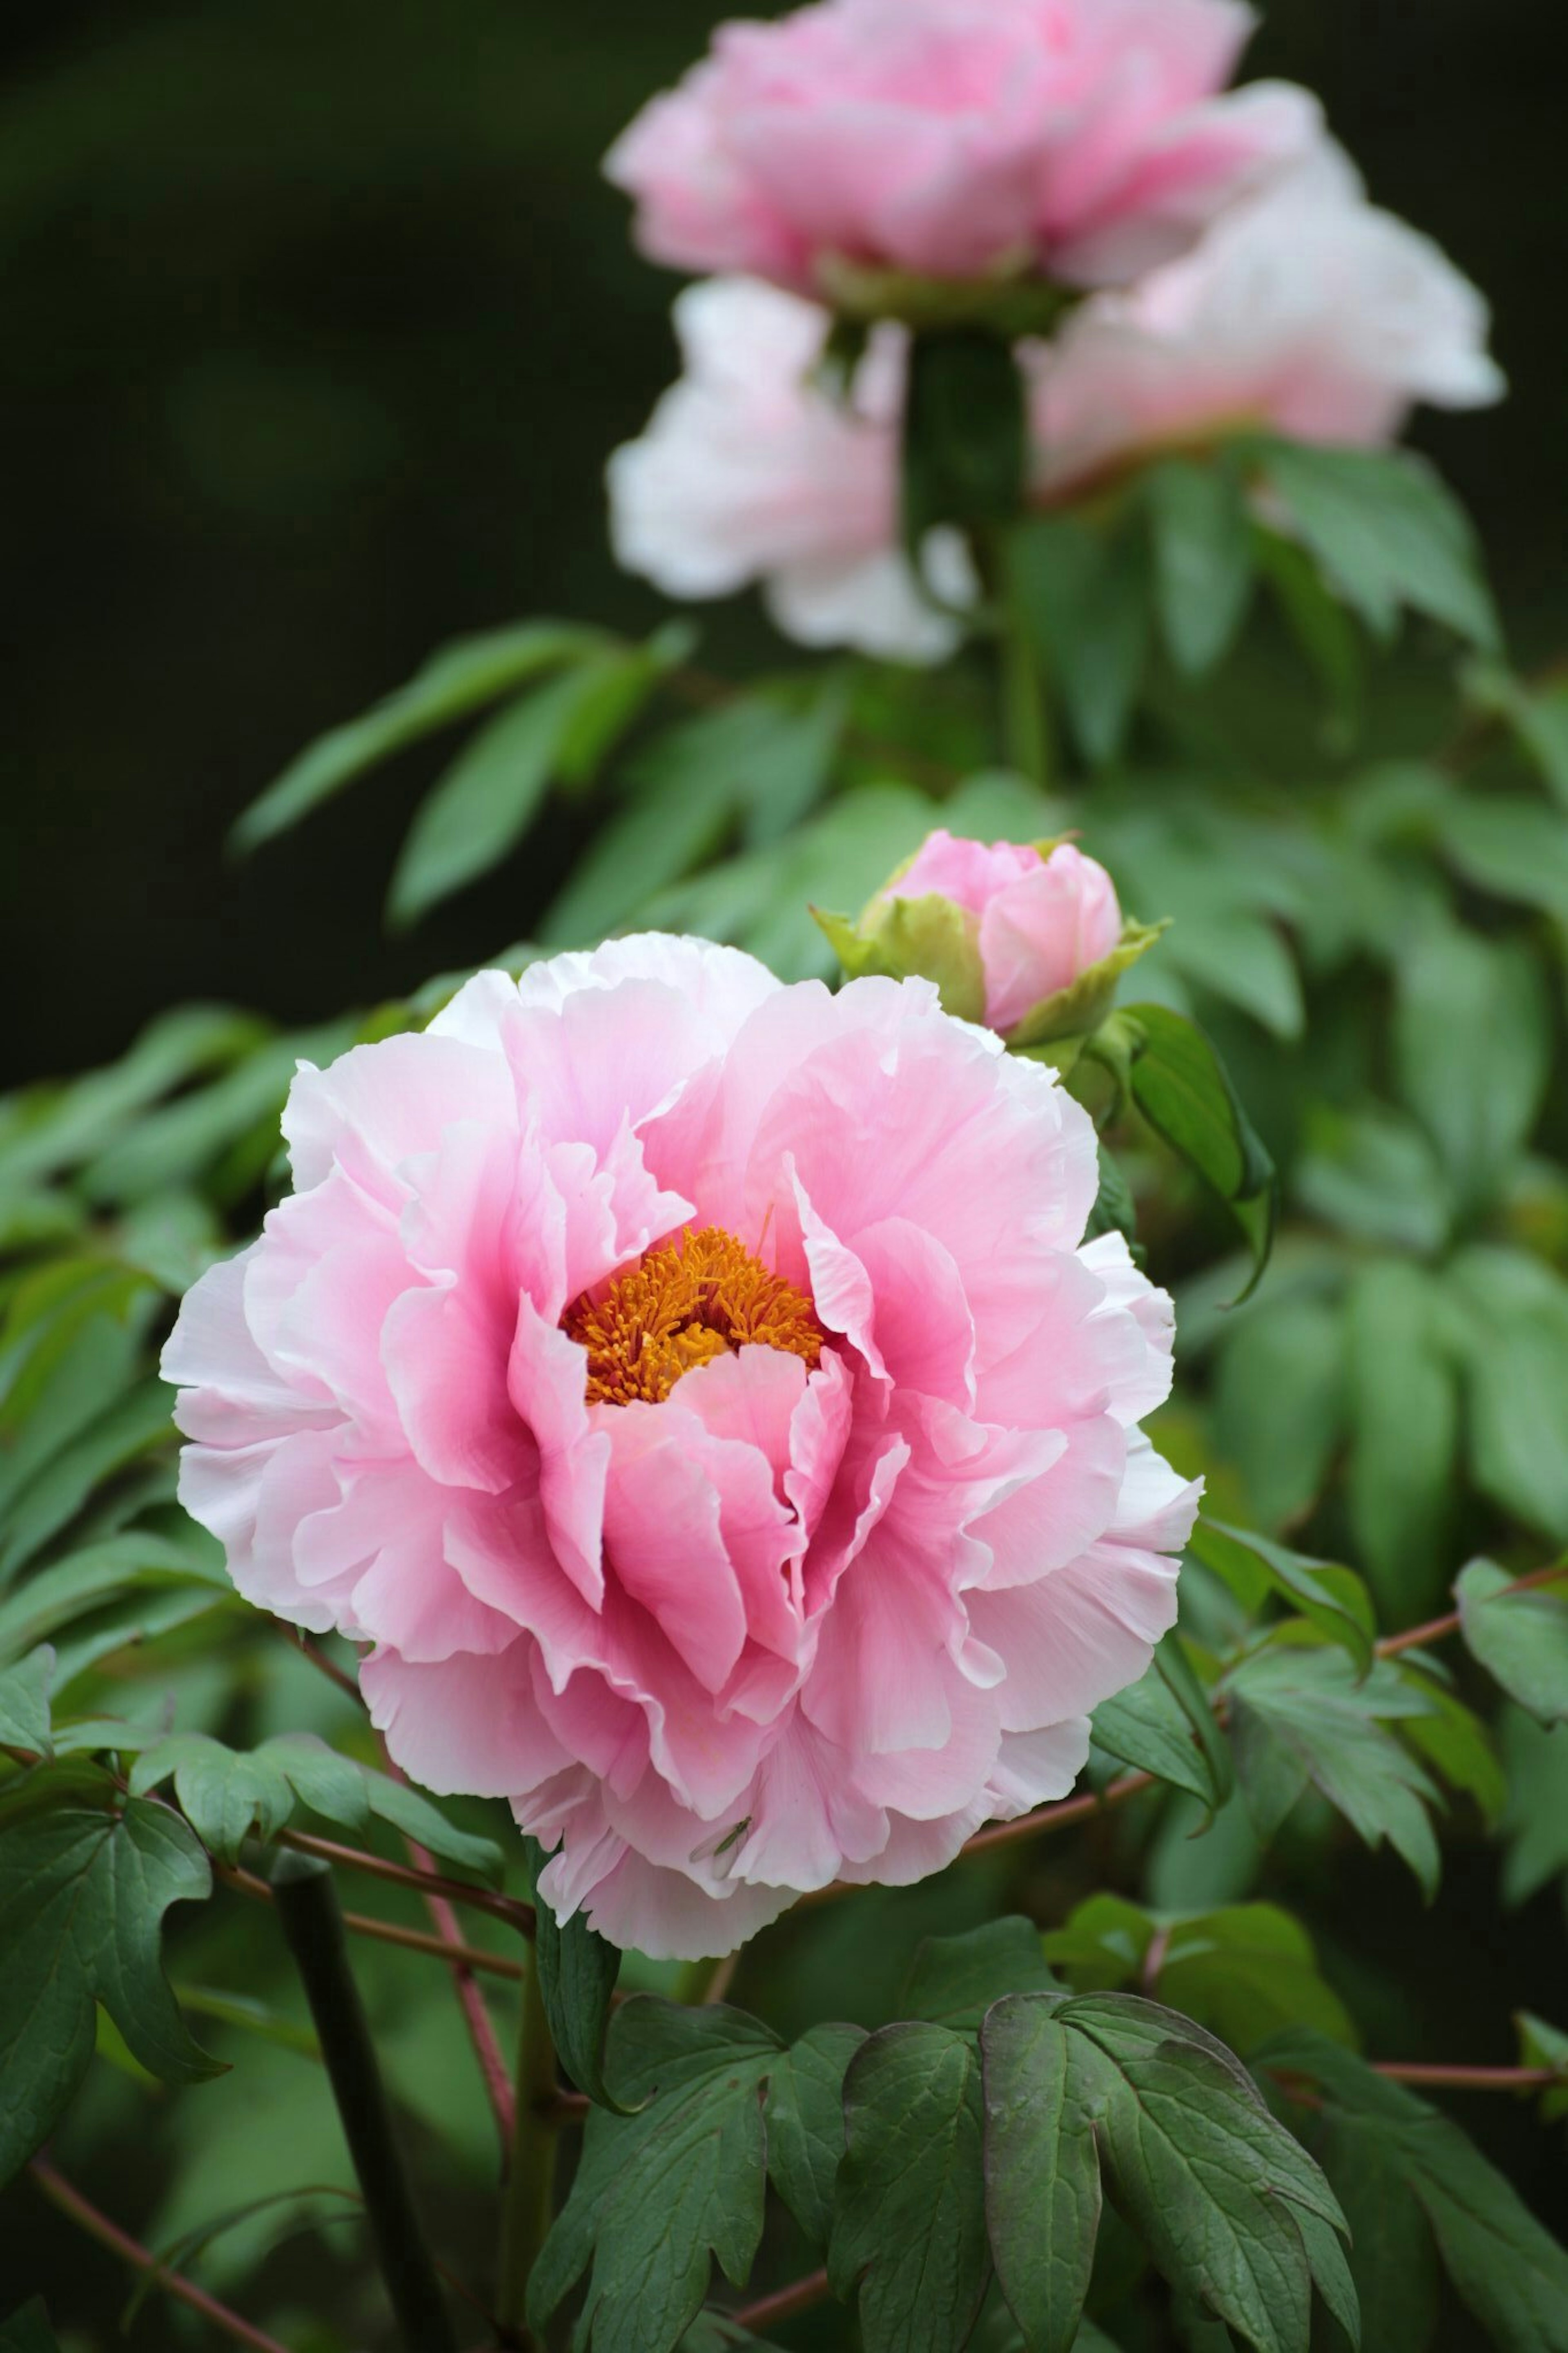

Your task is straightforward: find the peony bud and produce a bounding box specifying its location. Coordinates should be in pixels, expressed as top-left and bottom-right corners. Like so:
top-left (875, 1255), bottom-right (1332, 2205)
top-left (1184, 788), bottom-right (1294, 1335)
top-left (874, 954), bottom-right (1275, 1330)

top-left (817, 832), bottom-right (1163, 1050)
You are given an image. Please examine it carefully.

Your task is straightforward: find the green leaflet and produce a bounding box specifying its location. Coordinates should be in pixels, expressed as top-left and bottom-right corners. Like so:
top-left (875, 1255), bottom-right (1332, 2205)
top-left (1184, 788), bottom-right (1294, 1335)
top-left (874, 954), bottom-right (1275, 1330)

top-left (830, 2022), bottom-right (992, 2353)
top-left (761, 2022), bottom-right (866, 2249)
top-left (0, 1792), bottom-right (221, 2184)
top-left (1144, 457), bottom-right (1256, 678)
top-left (1119, 1006), bottom-right (1276, 1291)
top-left (901, 1917), bottom-right (1062, 2032)
top-left (0, 1645), bottom-right (53, 1760)
top-left (388, 629), bottom-right (691, 929)
top-left (126, 1729), bottom-right (498, 1880)
top-left (1455, 1559), bottom-right (1568, 1725)
top-left (233, 620), bottom-right (608, 850)
top-left (0, 2301), bottom-right (62, 2353)
top-left (1263, 2031), bottom-right (1568, 2353)
top-left (1225, 1647), bottom-right (1442, 1892)
top-left (982, 1997), bottom-right (1102, 2353)
top-left (981, 1992), bottom-right (1354, 2353)
top-left (527, 1998), bottom-right (782, 2353)
top-left (524, 1838), bottom-right (625, 2113)
top-left (1248, 440), bottom-right (1499, 650)
top-left (1091, 1634), bottom-right (1233, 1819)
top-left (1188, 1522), bottom-right (1374, 1673)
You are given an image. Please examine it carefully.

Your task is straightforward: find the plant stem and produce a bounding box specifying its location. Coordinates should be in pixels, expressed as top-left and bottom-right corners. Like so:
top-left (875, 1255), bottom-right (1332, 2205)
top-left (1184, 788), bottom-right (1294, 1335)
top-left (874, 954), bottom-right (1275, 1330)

top-left (216, 1858), bottom-right (526, 1981)
top-left (29, 2157), bottom-right (292, 2353)
top-left (1374, 2063), bottom-right (1561, 2090)
top-left (733, 2266), bottom-right (834, 2331)
top-left (990, 528), bottom-right (1051, 789)
top-left (494, 1939), bottom-right (561, 2349)
top-left (270, 1850), bottom-right (458, 2353)
top-left (276, 1827), bottom-right (536, 1934)
top-left (1376, 1561), bottom-right (1568, 1659)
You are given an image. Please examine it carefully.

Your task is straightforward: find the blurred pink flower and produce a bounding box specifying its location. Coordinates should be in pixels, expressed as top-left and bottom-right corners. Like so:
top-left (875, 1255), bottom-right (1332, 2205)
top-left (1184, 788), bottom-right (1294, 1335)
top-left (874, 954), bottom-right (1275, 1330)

top-left (608, 277), bottom-right (973, 662)
top-left (164, 935), bottom-right (1196, 1958)
top-left (878, 833), bottom-right (1125, 1035)
top-left (606, 0), bottom-right (1318, 294)
top-left (1038, 149), bottom-right (1505, 492)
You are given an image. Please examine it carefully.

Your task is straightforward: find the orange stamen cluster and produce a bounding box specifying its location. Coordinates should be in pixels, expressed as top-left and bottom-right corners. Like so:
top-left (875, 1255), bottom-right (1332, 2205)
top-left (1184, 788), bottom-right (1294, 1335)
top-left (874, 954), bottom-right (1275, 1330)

top-left (563, 1227), bottom-right (822, 1407)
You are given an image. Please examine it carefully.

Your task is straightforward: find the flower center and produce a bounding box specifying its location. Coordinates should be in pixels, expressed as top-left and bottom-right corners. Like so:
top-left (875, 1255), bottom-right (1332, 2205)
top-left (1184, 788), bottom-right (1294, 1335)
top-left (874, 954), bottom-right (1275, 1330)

top-left (563, 1226), bottom-right (822, 1408)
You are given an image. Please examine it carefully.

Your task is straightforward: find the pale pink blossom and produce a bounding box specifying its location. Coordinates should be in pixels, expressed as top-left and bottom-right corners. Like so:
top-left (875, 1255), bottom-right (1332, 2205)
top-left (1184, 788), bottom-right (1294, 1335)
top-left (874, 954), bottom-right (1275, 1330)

top-left (606, 0), bottom-right (1319, 294)
top-left (164, 935), bottom-right (1196, 1958)
top-left (876, 833), bottom-right (1126, 1035)
top-left (1038, 149), bottom-right (1505, 492)
top-left (608, 277), bottom-right (973, 663)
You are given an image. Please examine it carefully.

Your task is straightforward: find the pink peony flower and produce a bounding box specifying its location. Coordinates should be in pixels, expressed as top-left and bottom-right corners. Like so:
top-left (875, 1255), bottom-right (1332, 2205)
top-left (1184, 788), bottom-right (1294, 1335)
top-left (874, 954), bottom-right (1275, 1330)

top-left (872, 832), bottom-right (1127, 1036)
top-left (605, 0), bottom-right (1319, 296)
top-left (607, 277), bottom-right (974, 663)
top-left (1038, 149), bottom-right (1505, 493)
top-left (163, 936), bottom-right (1197, 1958)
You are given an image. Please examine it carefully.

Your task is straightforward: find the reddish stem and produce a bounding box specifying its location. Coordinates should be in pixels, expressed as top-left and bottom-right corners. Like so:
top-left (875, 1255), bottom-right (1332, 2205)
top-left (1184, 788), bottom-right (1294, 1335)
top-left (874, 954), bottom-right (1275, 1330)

top-left (274, 1828), bottom-right (535, 1935)
top-left (29, 2158), bottom-right (292, 2353)
top-left (1377, 1562), bottom-right (1568, 1659)
top-left (216, 1860), bottom-right (524, 1982)
top-left (1374, 2063), bottom-right (1561, 2090)
top-left (731, 2265), bottom-right (833, 2332)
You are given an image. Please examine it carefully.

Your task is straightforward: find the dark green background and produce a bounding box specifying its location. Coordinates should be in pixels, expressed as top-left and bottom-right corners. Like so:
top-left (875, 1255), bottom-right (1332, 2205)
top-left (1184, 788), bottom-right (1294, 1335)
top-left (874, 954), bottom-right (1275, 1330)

top-left (3, 0), bottom-right (1561, 1083)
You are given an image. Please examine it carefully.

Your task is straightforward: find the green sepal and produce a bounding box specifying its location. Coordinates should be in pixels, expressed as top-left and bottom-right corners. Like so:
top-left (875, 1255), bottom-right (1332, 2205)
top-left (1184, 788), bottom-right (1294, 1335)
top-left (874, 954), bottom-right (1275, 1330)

top-left (1004, 917), bottom-right (1169, 1051)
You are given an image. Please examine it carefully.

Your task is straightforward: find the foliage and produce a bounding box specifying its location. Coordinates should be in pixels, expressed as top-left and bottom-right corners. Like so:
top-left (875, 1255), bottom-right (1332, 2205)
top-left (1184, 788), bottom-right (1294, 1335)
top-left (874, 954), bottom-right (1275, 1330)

top-left (4, 12), bottom-right (1568, 2349)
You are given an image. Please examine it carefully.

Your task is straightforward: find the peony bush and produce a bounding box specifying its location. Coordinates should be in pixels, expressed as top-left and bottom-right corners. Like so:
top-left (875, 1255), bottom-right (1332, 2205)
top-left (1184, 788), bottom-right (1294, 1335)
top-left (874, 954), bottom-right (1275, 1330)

top-left (4, 8), bottom-right (1567, 2353)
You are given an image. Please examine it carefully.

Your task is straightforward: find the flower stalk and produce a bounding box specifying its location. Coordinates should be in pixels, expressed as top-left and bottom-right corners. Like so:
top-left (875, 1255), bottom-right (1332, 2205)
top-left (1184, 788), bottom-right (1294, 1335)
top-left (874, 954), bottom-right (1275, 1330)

top-left (271, 1849), bottom-right (458, 2353)
top-left (494, 1938), bottom-right (562, 2348)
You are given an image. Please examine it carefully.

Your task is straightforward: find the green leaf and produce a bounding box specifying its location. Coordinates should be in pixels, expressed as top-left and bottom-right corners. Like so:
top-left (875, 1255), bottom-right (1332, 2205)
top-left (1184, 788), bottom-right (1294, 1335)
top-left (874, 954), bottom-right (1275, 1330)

top-left (1226, 1648), bottom-right (1441, 1893)
top-left (528, 1846), bottom-right (624, 2112)
top-left (1085, 1144), bottom-right (1138, 1249)
top-left (1437, 795), bottom-right (1568, 931)
top-left (387, 646), bottom-right (668, 928)
top-left (1252, 442), bottom-right (1498, 649)
top-left (1264, 2032), bottom-right (1568, 2353)
top-left (528, 1998), bottom-right (780, 2353)
top-left (0, 1375), bottom-right (177, 1582)
top-left (356, 1766), bottom-right (503, 1884)
top-left (1091, 1636), bottom-right (1232, 1819)
top-left (1461, 663), bottom-right (1568, 812)
top-left (762, 2021), bottom-right (865, 2249)
top-left (1498, 1710), bottom-right (1568, 1904)
top-left (0, 1646), bottom-right (53, 1760)
top-left (1455, 1560), bottom-right (1568, 1725)
top-left (1292, 1104), bottom-right (1451, 1256)
top-left (1343, 1262), bottom-right (1458, 1621)
top-left (982, 1994), bottom-right (1100, 2353)
top-left (1448, 1248), bottom-right (1568, 1542)
top-left (1155, 1906), bottom-right (1355, 2056)
top-left (1393, 921), bottom-right (1550, 1218)
top-left (1516, 2013), bottom-right (1568, 2124)
top-left (1011, 514), bottom-right (1150, 765)
top-left (1392, 913), bottom-right (1551, 1214)
top-left (0, 1793), bottom-right (220, 2183)
top-left (0, 1531), bottom-right (225, 1666)
top-left (233, 620), bottom-right (604, 850)
top-left (830, 2022), bottom-right (991, 2353)
top-left (1145, 460), bottom-right (1255, 677)
top-left (1400, 1686), bottom-right (1507, 1826)
top-left (1210, 1296), bottom-right (1344, 1531)
top-left (1189, 1523), bottom-right (1375, 1673)
top-left (903, 330), bottom-right (1027, 542)
top-left (1121, 1006), bottom-right (1276, 1292)
top-left (901, 1918), bottom-right (1061, 2031)
top-left (1254, 527), bottom-right (1363, 737)
top-left (0, 1006), bottom-right (269, 1192)
top-left (129, 1733), bottom-right (296, 1865)
top-left (1054, 1994), bottom-right (1353, 2353)
top-left (0, 2302), bottom-right (62, 2353)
